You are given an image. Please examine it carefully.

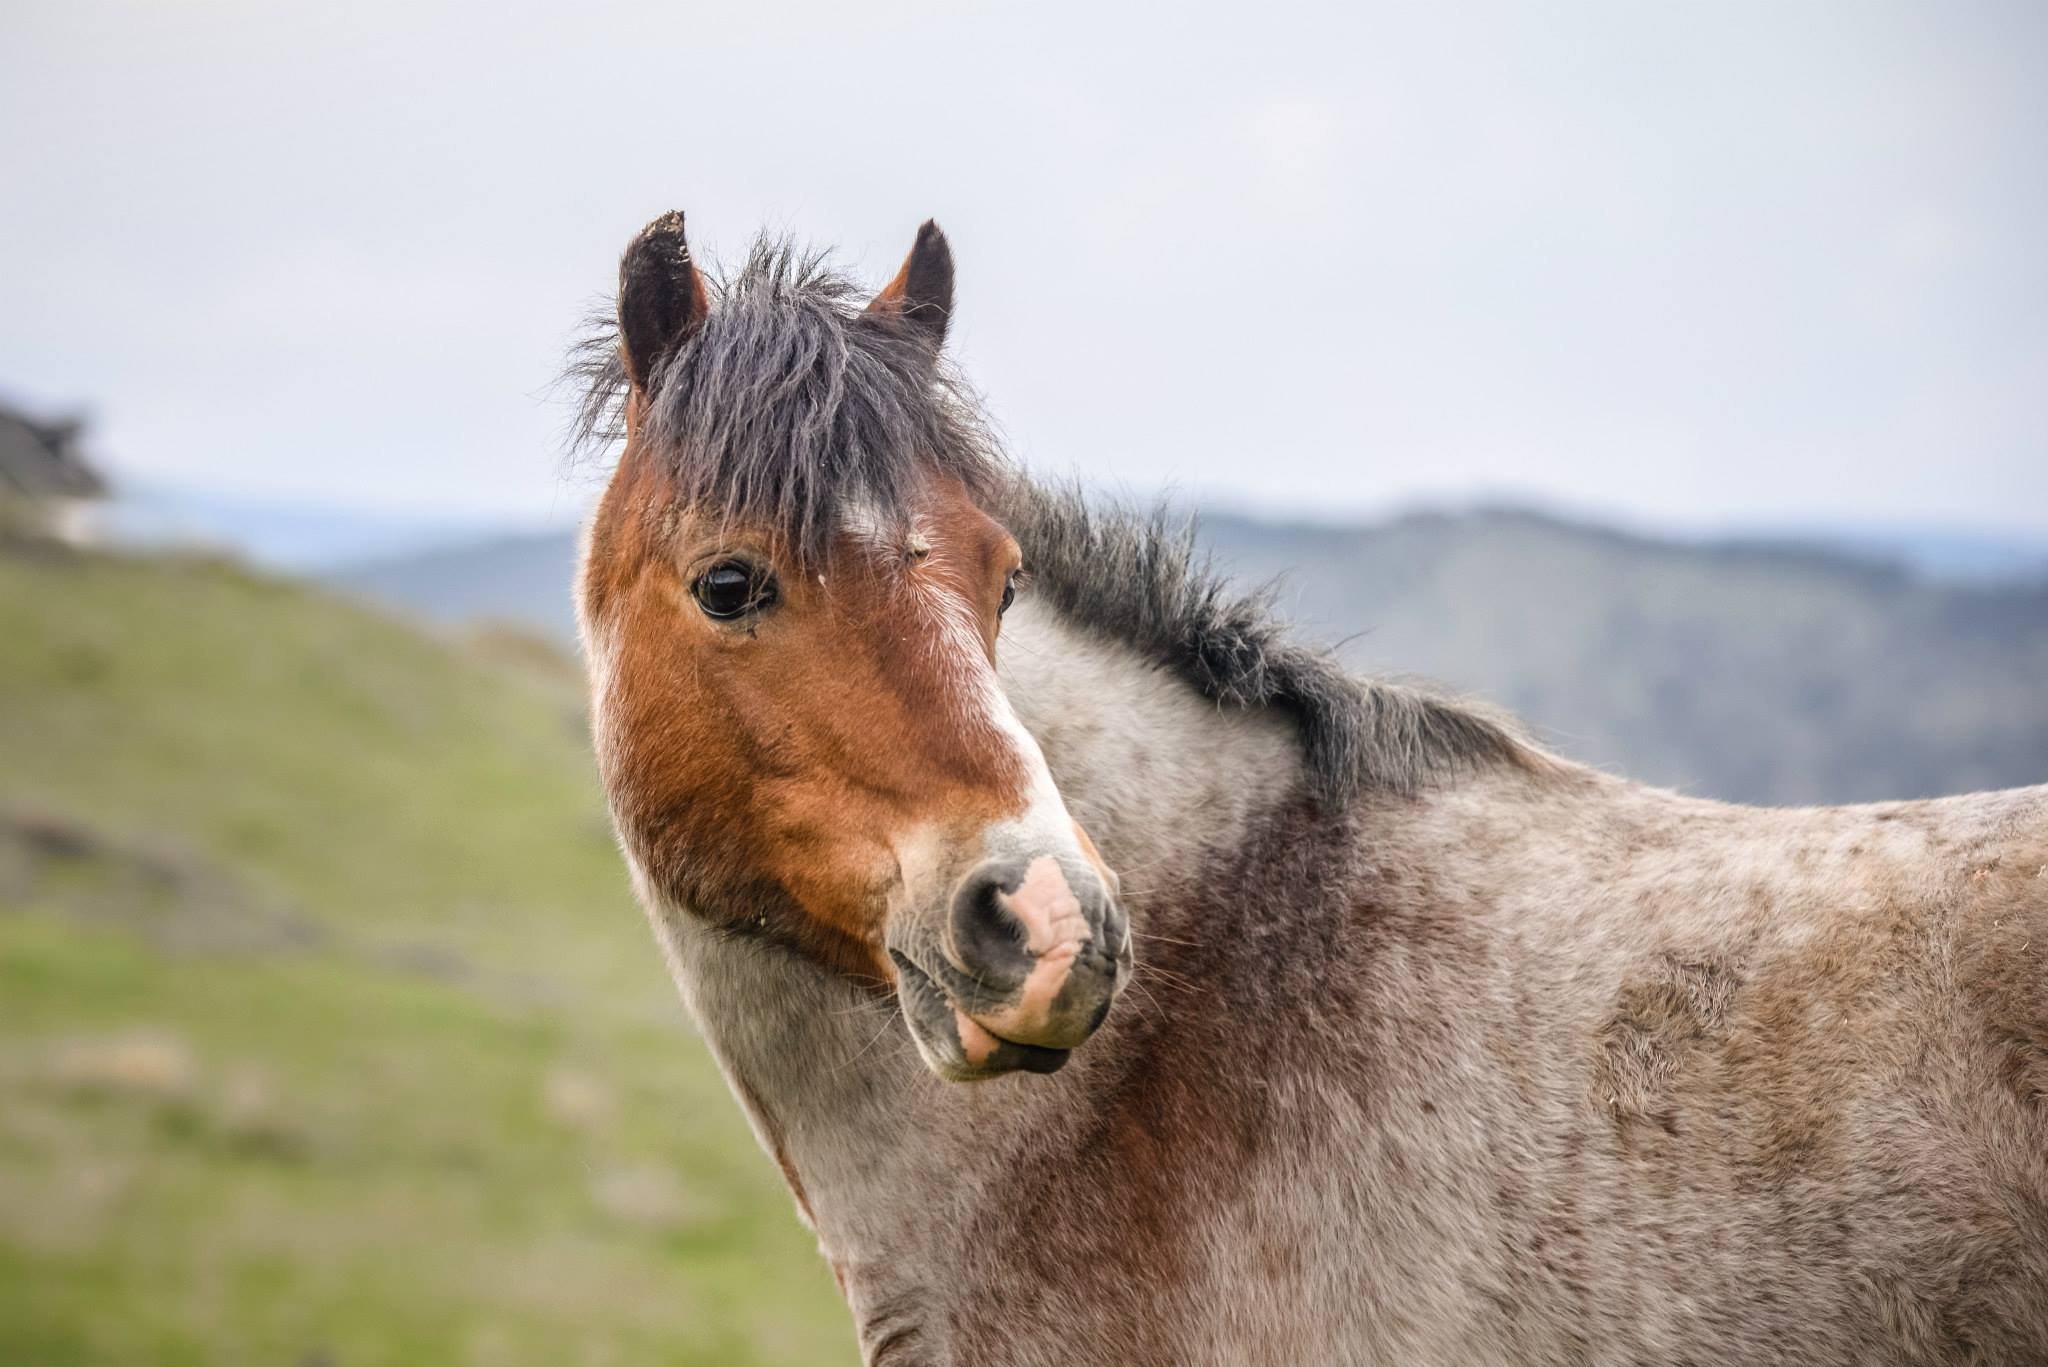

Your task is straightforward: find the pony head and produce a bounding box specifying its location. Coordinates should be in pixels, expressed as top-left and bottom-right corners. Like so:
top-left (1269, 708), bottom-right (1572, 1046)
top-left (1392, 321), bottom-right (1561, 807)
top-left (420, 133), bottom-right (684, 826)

top-left (577, 212), bottom-right (1130, 1080)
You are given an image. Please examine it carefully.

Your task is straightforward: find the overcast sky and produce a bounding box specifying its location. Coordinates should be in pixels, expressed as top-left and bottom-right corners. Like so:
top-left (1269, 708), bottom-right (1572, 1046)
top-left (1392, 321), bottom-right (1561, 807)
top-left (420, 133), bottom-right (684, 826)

top-left (4, 1), bottom-right (2045, 533)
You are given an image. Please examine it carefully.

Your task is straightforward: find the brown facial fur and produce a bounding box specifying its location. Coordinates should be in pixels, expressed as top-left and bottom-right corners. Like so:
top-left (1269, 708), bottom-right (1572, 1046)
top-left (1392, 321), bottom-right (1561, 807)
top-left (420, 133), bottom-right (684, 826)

top-left (582, 425), bottom-right (1029, 982)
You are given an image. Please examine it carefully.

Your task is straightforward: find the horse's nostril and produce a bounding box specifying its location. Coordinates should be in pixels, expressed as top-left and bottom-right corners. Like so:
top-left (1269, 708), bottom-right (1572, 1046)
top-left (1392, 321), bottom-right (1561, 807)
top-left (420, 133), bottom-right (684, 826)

top-left (949, 869), bottom-right (1033, 987)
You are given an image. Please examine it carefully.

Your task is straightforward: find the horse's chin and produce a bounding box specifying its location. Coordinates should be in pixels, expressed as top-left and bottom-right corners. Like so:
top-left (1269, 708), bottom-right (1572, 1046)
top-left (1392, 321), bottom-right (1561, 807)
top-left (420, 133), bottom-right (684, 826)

top-left (890, 950), bottom-right (1073, 1081)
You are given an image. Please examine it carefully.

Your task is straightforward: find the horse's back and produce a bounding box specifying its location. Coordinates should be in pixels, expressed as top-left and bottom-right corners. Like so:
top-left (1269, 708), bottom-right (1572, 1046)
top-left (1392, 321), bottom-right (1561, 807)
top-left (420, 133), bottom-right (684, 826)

top-left (1385, 773), bottom-right (2048, 1364)
top-left (1664, 782), bottom-right (2048, 1362)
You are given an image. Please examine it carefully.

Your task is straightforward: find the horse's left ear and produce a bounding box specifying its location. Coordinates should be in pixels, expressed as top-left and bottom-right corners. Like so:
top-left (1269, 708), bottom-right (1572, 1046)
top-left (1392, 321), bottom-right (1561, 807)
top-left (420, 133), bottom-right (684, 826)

top-left (866, 220), bottom-right (954, 351)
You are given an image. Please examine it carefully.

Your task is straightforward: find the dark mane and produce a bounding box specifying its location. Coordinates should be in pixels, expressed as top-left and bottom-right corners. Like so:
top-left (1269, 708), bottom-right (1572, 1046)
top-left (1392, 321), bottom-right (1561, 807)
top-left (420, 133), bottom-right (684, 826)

top-left (1002, 483), bottom-right (1543, 806)
top-left (569, 235), bottom-right (1538, 807)
top-left (568, 236), bottom-right (1004, 560)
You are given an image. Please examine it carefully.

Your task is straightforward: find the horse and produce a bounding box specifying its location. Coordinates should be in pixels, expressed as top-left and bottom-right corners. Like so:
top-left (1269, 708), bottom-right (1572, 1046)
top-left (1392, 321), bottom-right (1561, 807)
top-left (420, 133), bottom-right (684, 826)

top-left (570, 210), bottom-right (2048, 1366)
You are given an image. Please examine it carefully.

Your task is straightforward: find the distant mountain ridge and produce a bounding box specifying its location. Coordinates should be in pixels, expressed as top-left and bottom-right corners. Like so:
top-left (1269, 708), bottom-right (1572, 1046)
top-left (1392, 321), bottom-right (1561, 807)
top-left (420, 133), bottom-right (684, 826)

top-left (1198, 506), bottom-right (2048, 805)
top-left (336, 532), bottom-right (586, 644)
top-left (324, 506), bottom-right (2048, 808)
top-left (102, 483), bottom-right (573, 572)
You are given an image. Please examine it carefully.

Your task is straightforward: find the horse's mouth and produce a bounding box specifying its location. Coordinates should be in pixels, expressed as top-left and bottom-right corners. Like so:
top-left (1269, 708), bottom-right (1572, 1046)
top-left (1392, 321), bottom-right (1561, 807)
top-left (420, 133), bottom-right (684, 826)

top-left (889, 950), bottom-right (1072, 1080)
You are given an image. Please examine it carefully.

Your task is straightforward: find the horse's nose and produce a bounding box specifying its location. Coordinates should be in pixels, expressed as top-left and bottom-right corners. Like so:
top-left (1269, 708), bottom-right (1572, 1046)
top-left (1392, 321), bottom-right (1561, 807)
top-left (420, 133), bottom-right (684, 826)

top-left (945, 855), bottom-right (1123, 1051)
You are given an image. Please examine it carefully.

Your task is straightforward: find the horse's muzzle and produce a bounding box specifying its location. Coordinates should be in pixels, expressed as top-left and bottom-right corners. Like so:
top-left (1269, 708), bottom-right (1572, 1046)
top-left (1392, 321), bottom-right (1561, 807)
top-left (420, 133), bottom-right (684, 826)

top-left (893, 853), bottom-right (1129, 1080)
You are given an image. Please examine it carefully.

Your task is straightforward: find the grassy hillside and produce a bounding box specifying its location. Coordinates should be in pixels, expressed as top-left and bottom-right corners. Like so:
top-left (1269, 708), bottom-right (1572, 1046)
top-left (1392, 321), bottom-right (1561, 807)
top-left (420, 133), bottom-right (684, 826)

top-left (0, 535), bottom-right (849, 1366)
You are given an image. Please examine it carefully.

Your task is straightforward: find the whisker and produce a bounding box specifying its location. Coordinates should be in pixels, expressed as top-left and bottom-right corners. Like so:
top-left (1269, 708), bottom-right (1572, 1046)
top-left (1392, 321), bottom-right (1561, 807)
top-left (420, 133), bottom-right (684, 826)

top-left (1119, 978), bottom-right (1163, 1022)
top-left (1133, 963), bottom-right (1202, 997)
top-left (839, 1003), bottom-right (905, 1072)
top-left (1129, 928), bottom-right (1204, 948)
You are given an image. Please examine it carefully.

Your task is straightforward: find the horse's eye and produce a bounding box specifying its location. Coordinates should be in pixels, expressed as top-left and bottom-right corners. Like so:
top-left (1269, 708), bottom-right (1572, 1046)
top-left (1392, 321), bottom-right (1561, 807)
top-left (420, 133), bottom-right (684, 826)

top-left (693, 560), bottom-right (776, 620)
top-left (998, 576), bottom-right (1016, 617)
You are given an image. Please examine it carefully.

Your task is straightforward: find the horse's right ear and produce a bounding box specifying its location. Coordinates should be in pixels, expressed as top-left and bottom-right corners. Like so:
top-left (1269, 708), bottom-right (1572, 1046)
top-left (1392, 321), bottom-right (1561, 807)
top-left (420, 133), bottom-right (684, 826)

top-left (617, 210), bottom-right (709, 393)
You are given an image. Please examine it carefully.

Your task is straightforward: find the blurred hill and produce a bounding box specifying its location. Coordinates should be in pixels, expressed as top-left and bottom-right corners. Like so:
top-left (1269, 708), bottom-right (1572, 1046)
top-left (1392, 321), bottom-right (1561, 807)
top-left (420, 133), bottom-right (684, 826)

top-left (1208, 508), bottom-right (2048, 804)
top-left (338, 533), bottom-right (585, 646)
top-left (330, 508), bottom-right (2048, 807)
top-left (100, 484), bottom-right (509, 572)
top-left (0, 534), bottom-right (847, 1366)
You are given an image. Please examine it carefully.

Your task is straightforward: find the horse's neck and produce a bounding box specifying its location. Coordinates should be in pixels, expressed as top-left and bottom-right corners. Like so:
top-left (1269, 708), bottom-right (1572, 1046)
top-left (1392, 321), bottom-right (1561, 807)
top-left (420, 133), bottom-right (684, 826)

top-left (647, 902), bottom-right (947, 1343)
top-left (644, 603), bottom-right (1312, 1357)
top-left (995, 602), bottom-right (1305, 881)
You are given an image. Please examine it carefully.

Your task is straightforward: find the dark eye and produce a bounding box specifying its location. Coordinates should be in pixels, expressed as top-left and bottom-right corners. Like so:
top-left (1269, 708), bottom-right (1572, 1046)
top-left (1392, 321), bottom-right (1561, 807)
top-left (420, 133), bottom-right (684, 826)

top-left (998, 575), bottom-right (1016, 616)
top-left (693, 560), bottom-right (776, 620)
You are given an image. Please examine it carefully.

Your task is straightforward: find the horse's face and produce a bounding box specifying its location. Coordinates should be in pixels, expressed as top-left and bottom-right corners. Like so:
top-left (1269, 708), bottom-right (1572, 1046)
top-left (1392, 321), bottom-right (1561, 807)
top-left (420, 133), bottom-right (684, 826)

top-left (580, 213), bottom-right (1129, 1081)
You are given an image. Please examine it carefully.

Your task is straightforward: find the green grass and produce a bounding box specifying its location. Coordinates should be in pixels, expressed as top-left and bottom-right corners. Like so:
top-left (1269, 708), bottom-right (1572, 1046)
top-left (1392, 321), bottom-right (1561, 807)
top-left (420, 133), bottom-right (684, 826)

top-left (0, 537), bottom-right (849, 1366)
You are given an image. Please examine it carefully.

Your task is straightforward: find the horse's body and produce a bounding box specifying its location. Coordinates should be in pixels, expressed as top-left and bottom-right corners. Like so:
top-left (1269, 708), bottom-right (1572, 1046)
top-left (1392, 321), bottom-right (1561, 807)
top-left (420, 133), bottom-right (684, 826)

top-left (661, 564), bottom-right (2048, 1367)
top-left (576, 214), bottom-right (2048, 1365)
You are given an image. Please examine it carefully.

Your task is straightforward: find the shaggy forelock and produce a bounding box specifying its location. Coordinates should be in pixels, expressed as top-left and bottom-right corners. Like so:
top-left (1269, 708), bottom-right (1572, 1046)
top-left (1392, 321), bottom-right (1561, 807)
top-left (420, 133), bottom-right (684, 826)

top-left (568, 235), bottom-right (1004, 560)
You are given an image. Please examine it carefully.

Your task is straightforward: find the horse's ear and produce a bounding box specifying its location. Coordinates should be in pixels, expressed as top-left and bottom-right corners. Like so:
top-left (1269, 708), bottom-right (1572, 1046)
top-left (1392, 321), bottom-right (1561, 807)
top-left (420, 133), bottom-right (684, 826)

top-left (617, 210), bottom-right (710, 393)
top-left (865, 220), bottom-right (953, 351)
